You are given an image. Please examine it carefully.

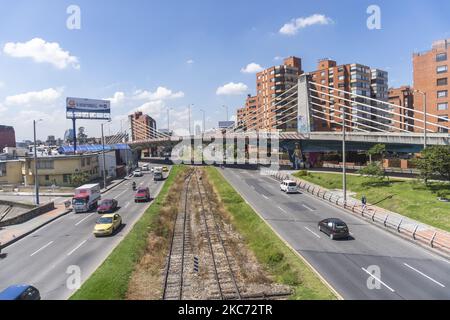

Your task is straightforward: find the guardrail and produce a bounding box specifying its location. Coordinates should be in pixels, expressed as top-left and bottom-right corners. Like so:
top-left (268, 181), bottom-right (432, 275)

top-left (322, 163), bottom-right (420, 175)
top-left (262, 169), bottom-right (450, 256)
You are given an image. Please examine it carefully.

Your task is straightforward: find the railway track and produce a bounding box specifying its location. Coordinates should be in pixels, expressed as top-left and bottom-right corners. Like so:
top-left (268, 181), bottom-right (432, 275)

top-left (162, 170), bottom-right (194, 300)
top-left (194, 169), bottom-right (242, 300)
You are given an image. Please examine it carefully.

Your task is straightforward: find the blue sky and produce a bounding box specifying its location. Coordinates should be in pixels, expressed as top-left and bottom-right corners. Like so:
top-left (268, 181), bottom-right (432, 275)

top-left (0, 0), bottom-right (449, 140)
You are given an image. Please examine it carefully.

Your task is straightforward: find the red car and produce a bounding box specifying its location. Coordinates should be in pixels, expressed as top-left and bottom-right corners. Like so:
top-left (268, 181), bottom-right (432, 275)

top-left (97, 199), bottom-right (118, 213)
top-left (135, 187), bottom-right (151, 203)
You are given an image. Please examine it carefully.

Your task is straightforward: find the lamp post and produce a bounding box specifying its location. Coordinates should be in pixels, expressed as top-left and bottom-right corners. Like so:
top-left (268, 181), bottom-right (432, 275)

top-left (188, 104), bottom-right (194, 135)
top-left (33, 119), bottom-right (43, 206)
top-left (200, 109), bottom-right (206, 134)
top-left (101, 119), bottom-right (112, 189)
top-left (414, 90), bottom-right (428, 149)
top-left (222, 105), bottom-right (229, 121)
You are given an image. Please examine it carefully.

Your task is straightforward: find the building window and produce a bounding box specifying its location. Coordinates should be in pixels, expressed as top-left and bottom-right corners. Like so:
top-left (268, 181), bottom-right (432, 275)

top-left (86, 158), bottom-right (91, 165)
top-left (0, 163), bottom-right (6, 177)
top-left (36, 160), bottom-right (54, 169)
top-left (437, 78), bottom-right (448, 86)
top-left (437, 102), bottom-right (448, 111)
top-left (338, 75), bottom-right (345, 81)
top-left (437, 65), bottom-right (448, 74)
top-left (81, 158), bottom-right (85, 166)
top-left (437, 90), bottom-right (448, 98)
top-left (63, 174), bottom-right (71, 183)
top-left (436, 53), bottom-right (447, 62)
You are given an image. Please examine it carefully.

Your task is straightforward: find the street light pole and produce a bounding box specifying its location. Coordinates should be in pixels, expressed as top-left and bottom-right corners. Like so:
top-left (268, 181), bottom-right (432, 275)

top-left (342, 108), bottom-right (347, 207)
top-left (200, 109), bottom-right (206, 134)
top-left (33, 119), bottom-right (41, 206)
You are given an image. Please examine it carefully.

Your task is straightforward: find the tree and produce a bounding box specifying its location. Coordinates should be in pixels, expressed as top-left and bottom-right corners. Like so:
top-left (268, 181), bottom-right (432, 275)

top-left (358, 162), bottom-right (386, 180)
top-left (77, 127), bottom-right (88, 144)
top-left (71, 171), bottom-right (89, 186)
top-left (367, 144), bottom-right (386, 164)
top-left (415, 146), bottom-right (450, 184)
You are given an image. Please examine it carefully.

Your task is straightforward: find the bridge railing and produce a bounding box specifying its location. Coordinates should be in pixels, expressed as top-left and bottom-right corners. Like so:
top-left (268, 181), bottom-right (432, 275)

top-left (262, 169), bottom-right (450, 256)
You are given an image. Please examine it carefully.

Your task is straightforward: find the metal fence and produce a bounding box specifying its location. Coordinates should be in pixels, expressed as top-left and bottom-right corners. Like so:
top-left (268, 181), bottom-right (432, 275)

top-left (263, 169), bottom-right (450, 256)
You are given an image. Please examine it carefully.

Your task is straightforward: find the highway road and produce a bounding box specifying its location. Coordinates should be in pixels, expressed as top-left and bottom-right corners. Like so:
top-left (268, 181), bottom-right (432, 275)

top-left (221, 167), bottom-right (450, 300)
top-left (0, 168), bottom-right (167, 300)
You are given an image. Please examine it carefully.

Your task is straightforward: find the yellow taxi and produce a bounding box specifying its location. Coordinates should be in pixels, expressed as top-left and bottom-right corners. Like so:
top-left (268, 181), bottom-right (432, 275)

top-left (162, 166), bottom-right (169, 172)
top-left (93, 213), bottom-right (122, 237)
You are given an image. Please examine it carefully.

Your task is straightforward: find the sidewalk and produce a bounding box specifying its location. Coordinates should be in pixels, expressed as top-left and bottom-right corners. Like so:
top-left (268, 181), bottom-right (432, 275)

top-left (0, 177), bottom-right (127, 249)
top-left (267, 169), bottom-right (450, 257)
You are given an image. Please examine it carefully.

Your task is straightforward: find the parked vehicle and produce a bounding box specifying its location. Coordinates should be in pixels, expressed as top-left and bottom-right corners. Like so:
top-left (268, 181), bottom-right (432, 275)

top-left (93, 214), bottom-right (122, 237)
top-left (72, 184), bottom-right (101, 213)
top-left (142, 164), bottom-right (149, 171)
top-left (0, 285), bottom-right (41, 300)
top-left (135, 187), bottom-right (151, 202)
top-left (133, 169), bottom-right (143, 177)
top-left (162, 166), bottom-right (169, 172)
top-left (97, 199), bottom-right (118, 214)
top-left (280, 180), bottom-right (298, 193)
top-left (318, 218), bottom-right (350, 240)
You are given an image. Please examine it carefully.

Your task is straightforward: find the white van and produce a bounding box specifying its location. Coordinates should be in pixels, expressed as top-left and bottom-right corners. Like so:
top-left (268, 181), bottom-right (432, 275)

top-left (280, 180), bottom-right (298, 194)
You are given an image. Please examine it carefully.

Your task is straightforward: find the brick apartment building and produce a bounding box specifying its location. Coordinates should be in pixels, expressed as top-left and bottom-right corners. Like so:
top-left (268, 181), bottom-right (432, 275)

top-left (309, 59), bottom-right (389, 132)
top-left (237, 56), bottom-right (303, 132)
top-left (129, 111), bottom-right (157, 141)
top-left (0, 125), bottom-right (16, 151)
top-left (388, 86), bottom-right (415, 132)
top-left (413, 39), bottom-right (450, 133)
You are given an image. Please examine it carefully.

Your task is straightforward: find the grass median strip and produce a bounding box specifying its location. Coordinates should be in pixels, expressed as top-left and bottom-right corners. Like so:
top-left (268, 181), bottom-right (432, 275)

top-left (70, 165), bottom-right (184, 300)
top-left (205, 167), bottom-right (336, 300)
top-left (293, 172), bottom-right (450, 232)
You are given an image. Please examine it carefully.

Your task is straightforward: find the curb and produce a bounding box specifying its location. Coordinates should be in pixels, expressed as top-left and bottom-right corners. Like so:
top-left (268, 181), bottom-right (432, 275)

top-left (0, 209), bottom-right (72, 250)
top-left (216, 168), bottom-right (343, 300)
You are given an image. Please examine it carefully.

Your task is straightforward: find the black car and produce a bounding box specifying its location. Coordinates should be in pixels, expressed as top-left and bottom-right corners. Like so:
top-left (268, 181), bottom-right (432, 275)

top-left (318, 218), bottom-right (350, 240)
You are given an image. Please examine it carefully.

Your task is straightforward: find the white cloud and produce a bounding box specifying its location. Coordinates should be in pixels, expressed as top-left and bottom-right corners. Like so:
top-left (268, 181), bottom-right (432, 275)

top-left (133, 87), bottom-right (185, 101)
top-left (241, 63), bottom-right (264, 74)
top-left (216, 82), bottom-right (248, 96)
top-left (186, 59), bottom-right (194, 64)
top-left (107, 91), bottom-right (126, 106)
top-left (3, 38), bottom-right (80, 69)
top-left (5, 88), bottom-right (63, 107)
top-left (279, 14), bottom-right (333, 36)
top-left (0, 81), bottom-right (4, 88)
top-left (274, 56), bottom-right (283, 61)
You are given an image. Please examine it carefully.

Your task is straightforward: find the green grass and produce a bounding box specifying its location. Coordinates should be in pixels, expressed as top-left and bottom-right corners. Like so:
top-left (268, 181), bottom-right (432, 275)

top-left (205, 167), bottom-right (336, 300)
top-left (293, 172), bottom-right (450, 232)
top-left (70, 165), bottom-right (184, 300)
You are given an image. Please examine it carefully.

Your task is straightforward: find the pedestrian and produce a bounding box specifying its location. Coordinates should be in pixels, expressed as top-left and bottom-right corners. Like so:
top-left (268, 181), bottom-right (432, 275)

top-left (361, 195), bottom-right (367, 210)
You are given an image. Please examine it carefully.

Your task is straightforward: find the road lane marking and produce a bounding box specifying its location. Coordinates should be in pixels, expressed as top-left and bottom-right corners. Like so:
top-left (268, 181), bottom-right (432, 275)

top-left (124, 201), bottom-right (130, 209)
top-left (262, 195), bottom-right (269, 200)
top-left (75, 212), bottom-right (95, 226)
top-left (278, 206), bottom-right (287, 213)
top-left (303, 204), bottom-right (314, 211)
top-left (30, 241), bottom-right (54, 257)
top-left (67, 240), bottom-right (87, 256)
top-left (304, 226), bottom-right (321, 239)
top-left (114, 189), bottom-right (128, 199)
top-left (361, 267), bottom-right (395, 292)
top-left (403, 263), bottom-right (446, 288)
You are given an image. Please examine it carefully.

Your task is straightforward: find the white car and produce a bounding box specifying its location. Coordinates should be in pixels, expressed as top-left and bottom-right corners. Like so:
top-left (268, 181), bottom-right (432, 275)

top-left (280, 180), bottom-right (298, 194)
top-left (133, 169), bottom-right (143, 177)
top-left (141, 164), bottom-right (149, 171)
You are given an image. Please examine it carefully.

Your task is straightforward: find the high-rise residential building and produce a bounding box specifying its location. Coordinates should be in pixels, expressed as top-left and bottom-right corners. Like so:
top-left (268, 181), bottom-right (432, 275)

top-left (413, 39), bottom-right (450, 133)
top-left (236, 57), bottom-right (303, 132)
top-left (0, 125), bottom-right (16, 151)
top-left (309, 59), bottom-right (389, 132)
top-left (388, 86), bottom-right (415, 132)
top-left (129, 111), bottom-right (157, 141)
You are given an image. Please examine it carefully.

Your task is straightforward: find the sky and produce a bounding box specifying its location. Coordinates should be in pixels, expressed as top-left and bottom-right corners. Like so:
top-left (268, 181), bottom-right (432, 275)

top-left (0, 0), bottom-right (449, 141)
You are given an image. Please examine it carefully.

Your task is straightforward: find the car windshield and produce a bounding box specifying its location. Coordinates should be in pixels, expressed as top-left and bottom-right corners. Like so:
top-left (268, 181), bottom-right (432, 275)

top-left (97, 217), bottom-right (113, 224)
top-left (335, 222), bottom-right (347, 229)
top-left (73, 198), bottom-right (86, 205)
top-left (137, 189), bottom-right (147, 193)
top-left (288, 182), bottom-right (297, 187)
top-left (101, 200), bottom-right (112, 206)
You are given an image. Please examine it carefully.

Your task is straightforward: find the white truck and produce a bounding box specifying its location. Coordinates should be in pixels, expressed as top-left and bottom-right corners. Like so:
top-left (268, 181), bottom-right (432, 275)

top-left (72, 184), bottom-right (101, 213)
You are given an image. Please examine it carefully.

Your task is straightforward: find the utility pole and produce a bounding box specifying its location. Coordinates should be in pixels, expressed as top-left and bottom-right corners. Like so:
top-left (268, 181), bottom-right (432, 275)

top-left (33, 119), bottom-right (42, 206)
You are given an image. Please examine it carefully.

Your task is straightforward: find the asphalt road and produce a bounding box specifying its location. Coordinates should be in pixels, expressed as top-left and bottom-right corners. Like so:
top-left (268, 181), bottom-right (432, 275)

top-left (0, 168), bottom-right (168, 300)
top-left (221, 167), bottom-right (450, 300)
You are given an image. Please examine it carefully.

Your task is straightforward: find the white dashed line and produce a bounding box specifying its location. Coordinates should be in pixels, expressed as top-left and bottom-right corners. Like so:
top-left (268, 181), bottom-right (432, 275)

top-left (304, 226), bottom-right (321, 239)
top-left (262, 195), bottom-right (269, 200)
top-left (303, 204), bottom-right (314, 211)
top-left (67, 240), bottom-right (87, 256)
top-left (114, 189), bottom-right (128, 199)
top-left (30, 241), bottom-right (54, 257)
top-left (75, 213), bottom-right (95, 226)
top-left (361, 267), bottom-right (396, 292)
top-left (403, 263), bottom-right (446, 288)
top-left (278, 206), bottom-right (287, 213)
top-left (124, 201), bottom-right (130, 209)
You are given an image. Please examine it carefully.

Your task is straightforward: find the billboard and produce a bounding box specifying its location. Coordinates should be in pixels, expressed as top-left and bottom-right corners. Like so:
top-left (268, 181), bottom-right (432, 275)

top-left (66, 97), bottom-right (111, 120)
top-left (218, 121), bottom-right (235, 129)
